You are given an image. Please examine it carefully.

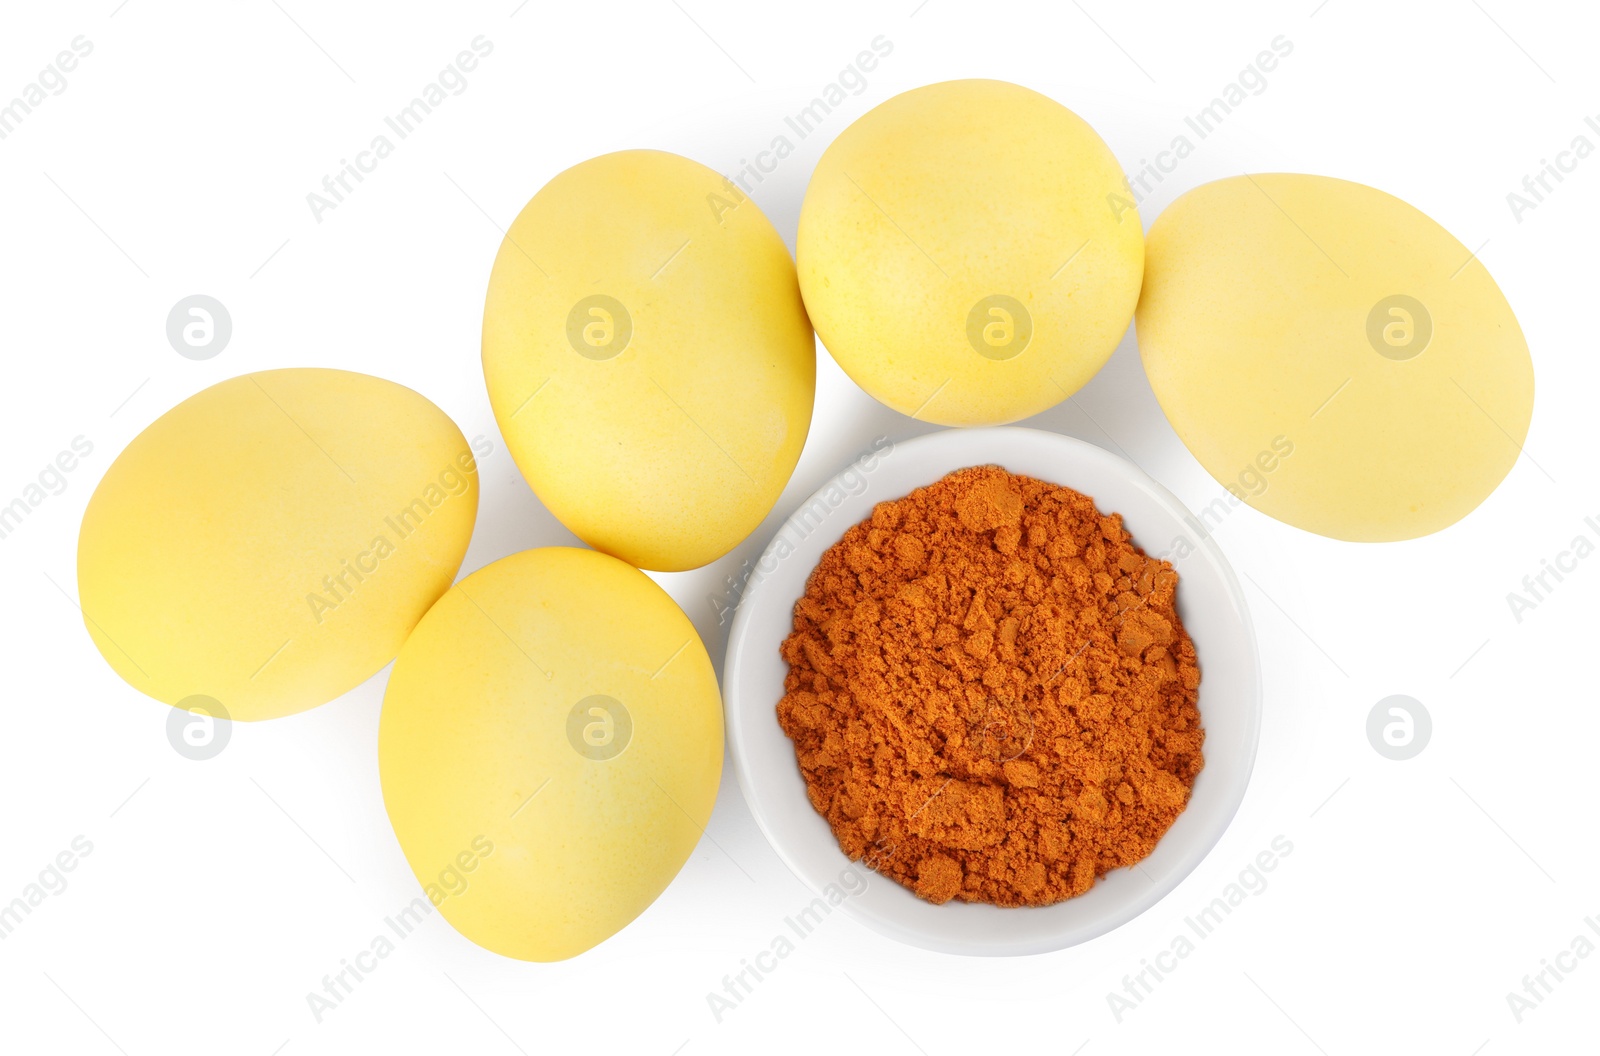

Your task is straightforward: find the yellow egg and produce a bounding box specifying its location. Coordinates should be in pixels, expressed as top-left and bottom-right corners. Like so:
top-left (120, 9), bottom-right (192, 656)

top-left (378, 546), bottom-right (722, 962)
top-left (796, 79), bottom-right (1144, 426)
top-left (77, 368), bottom-right (479, 721)
top-left (481, 149), bottom-right (815, 572)
top-left (1137, 174), bottom-right (1535, 541)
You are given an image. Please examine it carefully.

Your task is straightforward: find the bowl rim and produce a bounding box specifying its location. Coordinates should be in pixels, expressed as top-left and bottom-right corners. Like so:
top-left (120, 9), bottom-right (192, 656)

top-left (723, 425), bottom-right (1262, 956)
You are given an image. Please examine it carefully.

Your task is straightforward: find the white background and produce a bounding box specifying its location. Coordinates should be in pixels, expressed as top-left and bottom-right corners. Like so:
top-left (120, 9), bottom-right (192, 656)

top-left (1, 1), bottom-right (1594, 1052)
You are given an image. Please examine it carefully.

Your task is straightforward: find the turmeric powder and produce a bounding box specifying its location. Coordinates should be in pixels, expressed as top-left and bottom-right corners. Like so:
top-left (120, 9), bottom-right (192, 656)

top-left (777, 466), bottom-right (1203, 907)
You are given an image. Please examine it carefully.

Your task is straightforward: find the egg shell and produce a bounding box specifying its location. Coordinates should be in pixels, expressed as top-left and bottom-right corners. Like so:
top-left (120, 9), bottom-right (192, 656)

top-left (796, 79), bottom-right (1144, 426)
top-left (482, 149), bottom-right (815, 572)
top-left (1137, 173), bottom-right (1535, 541)
top-left (76, 368), bottom-right (478, 721)
top-left (378, 546), bottom-right (723, 962)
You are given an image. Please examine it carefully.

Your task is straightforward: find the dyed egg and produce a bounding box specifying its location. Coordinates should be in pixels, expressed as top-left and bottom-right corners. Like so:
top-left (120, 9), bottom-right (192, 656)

top-left (796, 79), bottom-right (1144, 426)
top-left (1137, 174), bottom-right (1535, 541)
top-left (481, 149), bottom-right (815, 572)
top-left (378, 547), bottom-right (722, 961)
top-left (77, 368), bottom-right (479, 721)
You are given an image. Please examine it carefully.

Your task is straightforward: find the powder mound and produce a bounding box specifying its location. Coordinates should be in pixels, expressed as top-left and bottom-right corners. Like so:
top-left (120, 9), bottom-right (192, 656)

top-left (776, 466), bottom-right (1204, 908)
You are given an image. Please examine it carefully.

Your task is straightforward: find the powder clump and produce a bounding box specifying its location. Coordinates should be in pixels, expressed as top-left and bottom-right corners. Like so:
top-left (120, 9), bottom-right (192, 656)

top-left (777, 466), bottom-right (1204, 907)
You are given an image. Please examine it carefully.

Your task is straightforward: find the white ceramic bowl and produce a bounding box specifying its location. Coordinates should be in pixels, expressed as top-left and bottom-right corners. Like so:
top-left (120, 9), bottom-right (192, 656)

top-left (723, 426), bottom-right (1261, 956)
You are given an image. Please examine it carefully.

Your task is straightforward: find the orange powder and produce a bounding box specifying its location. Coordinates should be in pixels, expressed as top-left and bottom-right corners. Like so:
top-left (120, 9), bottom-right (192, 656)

top-left (777, 466), bottom-right (1204, 906)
